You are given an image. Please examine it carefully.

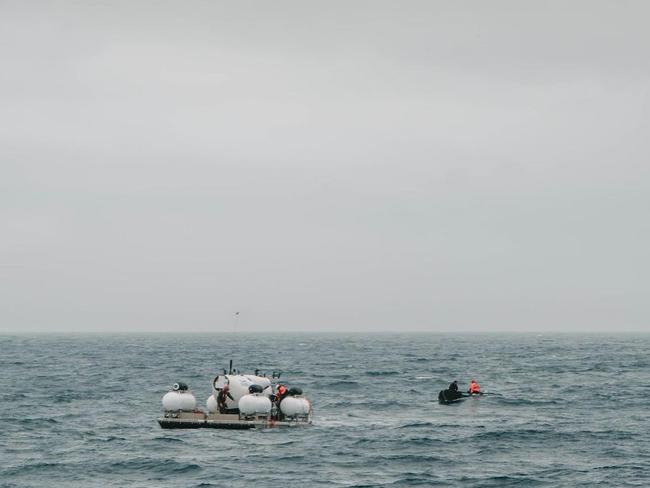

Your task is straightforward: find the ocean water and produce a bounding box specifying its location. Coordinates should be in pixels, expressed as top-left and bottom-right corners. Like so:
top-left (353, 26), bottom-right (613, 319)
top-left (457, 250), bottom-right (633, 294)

top-left (1, 333), bottom-right (649, 487)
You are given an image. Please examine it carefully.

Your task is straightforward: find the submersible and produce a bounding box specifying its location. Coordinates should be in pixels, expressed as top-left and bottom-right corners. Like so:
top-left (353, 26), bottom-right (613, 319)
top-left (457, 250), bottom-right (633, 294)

top-left (158, 362), bottom-right (312, 429)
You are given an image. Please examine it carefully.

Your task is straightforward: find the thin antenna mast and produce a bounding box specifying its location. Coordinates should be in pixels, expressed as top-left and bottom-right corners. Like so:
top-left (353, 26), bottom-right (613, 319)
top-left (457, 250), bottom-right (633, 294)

top-left (228, 312), bottom-right (239, 374)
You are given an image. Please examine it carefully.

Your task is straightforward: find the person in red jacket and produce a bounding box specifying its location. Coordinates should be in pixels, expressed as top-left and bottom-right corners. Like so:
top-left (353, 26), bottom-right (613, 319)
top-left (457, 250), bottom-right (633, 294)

top-left (275, 384), bottom-right (288, 403)
top-left (468, 379), bottom-right (481, 394)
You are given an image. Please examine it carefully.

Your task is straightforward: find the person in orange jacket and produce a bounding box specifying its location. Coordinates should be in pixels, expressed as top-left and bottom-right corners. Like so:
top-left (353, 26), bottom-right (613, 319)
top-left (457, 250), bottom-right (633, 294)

top-left (275, 384), bottom-right (288, 405)
top-left (468, 379), bottom-right (481, 394)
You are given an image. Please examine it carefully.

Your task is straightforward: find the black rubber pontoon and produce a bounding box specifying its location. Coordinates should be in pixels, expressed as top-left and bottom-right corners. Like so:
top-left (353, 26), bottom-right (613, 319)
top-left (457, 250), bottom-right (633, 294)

top-left (438, 390), bottom-right (484, 405)
top-left (438, 389), bottom-right (466, 404)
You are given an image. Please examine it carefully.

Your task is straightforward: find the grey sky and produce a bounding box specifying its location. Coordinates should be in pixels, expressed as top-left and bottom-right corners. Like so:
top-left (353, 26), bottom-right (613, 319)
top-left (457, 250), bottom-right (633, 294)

top-left (1, 1), bottom-right (649, 333)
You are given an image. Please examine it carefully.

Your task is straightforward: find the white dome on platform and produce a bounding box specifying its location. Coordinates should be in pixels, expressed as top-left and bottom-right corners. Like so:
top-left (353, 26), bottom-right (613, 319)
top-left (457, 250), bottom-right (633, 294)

top-left (162, 391), bottom-right (196, 411)
top-left (238, 394), bottom-right (272, 415)
top-left (206, 394), bottom-right (218, 413)
top-left (280, 397), bottom-right (310, 417)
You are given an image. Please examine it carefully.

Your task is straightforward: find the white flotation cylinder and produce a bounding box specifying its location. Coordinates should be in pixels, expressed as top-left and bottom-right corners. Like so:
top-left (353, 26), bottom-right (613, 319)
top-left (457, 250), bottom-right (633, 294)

top-left (162, 391), bottom-right (196, 411)
top-left (280, 397), bottom-right (311, 417)
top-left (206, 394), bottom-right (218, 413)
top-left (238, 393), bottom-right (272, 415)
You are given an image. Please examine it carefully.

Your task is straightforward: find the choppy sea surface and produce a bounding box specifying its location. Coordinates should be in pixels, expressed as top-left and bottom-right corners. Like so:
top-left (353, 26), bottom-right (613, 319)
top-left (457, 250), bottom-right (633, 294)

top-left (1, 333), bottom-right (649, 487)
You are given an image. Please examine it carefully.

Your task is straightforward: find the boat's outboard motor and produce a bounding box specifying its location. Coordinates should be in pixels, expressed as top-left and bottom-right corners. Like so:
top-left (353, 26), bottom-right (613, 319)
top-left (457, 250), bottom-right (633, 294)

top-left (162, 382), bottom-right (197, 411)
top-left (287, 386), bottom-right (302, 396)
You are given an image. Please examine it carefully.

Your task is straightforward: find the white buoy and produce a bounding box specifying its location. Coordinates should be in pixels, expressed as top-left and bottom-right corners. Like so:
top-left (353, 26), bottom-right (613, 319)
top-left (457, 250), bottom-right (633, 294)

top-left (280, 397), bottom-right (311, 417)
top-left (162, 391), bottom-right (196, 411)
top-left (238, 394), bottom-right (272, 415)
top-left (206, 394), bottom-right (218, 413)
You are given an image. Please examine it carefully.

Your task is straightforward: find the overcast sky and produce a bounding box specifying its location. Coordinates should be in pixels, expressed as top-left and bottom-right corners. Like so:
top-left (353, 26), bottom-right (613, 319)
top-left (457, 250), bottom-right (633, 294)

top-left (1, 1), bottom-right (649, 333)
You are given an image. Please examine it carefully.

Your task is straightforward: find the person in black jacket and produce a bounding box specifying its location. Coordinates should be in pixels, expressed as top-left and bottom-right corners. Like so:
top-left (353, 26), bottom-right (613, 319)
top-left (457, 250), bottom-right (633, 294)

top-left (448, 380), bottom-right (459, 392)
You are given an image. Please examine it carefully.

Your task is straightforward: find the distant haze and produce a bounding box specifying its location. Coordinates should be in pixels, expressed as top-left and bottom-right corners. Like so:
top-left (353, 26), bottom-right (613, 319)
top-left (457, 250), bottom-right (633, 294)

top-left (1, 1), bottom-right (649, 333)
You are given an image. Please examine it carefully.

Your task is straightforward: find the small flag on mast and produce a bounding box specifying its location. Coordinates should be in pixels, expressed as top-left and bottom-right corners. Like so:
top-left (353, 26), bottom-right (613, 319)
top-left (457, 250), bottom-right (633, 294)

top-left (232, 312), bottom-right (240, 334)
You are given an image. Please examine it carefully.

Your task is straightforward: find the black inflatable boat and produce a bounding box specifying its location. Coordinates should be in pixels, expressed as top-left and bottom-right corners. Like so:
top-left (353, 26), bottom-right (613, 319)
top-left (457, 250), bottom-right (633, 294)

top-left (438, 390), bottom-right (482, 404)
